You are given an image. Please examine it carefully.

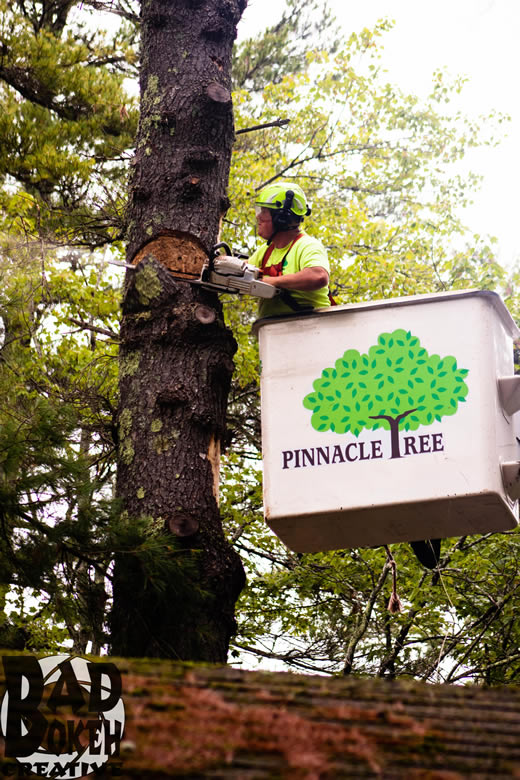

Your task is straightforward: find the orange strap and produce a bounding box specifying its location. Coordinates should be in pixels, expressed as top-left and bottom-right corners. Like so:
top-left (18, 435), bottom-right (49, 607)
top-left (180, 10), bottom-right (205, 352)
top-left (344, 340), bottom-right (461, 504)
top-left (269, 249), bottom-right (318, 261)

top-left (260, 233), bottom-right (337, 306)
top-left (260, 233), bottom-right (304, 276)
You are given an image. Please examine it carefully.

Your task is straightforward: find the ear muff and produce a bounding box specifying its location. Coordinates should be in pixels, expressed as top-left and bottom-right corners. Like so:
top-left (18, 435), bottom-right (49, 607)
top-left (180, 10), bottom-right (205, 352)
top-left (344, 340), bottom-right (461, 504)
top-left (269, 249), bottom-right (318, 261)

top-left (271, 190), bottom-right (304, 230)
top-left (284, 189), bottom-right (312, 218)
top-left (272, 210), bottom-right (298, 230)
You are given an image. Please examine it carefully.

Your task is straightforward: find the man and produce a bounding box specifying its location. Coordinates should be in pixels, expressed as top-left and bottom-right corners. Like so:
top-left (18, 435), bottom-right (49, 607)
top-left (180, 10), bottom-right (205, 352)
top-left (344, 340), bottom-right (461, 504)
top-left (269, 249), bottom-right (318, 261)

top-left (248, 182), bottom-right (331, 318)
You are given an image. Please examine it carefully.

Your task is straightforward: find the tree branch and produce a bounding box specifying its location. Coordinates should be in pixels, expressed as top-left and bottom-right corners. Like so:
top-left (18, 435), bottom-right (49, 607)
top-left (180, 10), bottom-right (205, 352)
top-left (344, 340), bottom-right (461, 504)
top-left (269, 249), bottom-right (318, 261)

top-left (79, 0), bottom-right (139, 24)
top-left (421, 595), bottom-right (513, 682)
top-left (232, 641), bottom-right (336, 674)
top-left (343, 561), bottom-right (390, 675)
top-left (236, 118), bottom-right (290, 135)
top-left (448, 650), bottom-right (520, 684)
top-left (67, 317), bottom-right (119, 340)
top-left (235, 542), bottom-right (298, 570)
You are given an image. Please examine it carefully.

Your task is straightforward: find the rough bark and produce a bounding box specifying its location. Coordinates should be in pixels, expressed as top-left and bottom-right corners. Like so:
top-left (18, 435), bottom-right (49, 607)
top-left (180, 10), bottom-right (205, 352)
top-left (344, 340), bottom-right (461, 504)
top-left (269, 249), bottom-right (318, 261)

top-left (111, 0), bottom-right (246, 660)
top-left (125, 0), bottom-right (246, 266)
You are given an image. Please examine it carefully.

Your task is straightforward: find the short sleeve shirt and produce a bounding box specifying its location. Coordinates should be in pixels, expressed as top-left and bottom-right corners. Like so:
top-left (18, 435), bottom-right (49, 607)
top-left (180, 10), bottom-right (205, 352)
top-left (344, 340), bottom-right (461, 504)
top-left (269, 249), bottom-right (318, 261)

top-left (248, 232), bottom-right (330, 318)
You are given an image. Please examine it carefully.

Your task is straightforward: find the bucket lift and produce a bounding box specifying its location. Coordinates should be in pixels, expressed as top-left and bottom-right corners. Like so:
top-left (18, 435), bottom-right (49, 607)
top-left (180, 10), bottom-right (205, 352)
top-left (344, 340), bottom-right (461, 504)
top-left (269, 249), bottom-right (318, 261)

top-left (253, 290), bottom-right (520, 553)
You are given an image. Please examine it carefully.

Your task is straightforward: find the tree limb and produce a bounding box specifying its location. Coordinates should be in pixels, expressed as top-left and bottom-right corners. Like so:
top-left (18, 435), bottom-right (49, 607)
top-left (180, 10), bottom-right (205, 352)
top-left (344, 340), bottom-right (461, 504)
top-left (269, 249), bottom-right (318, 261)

top-left (67, 317), bottom-right (119, 340)
top-left (421, 594), bottom-right (513, 682)
top-left (232, 641), bottom-right (336, 674)
top-left (343, 561), bottom-right (390, 675)
top-left (236, 118), bottom-right (290, 135)
top-left (448, 650), bottom-right (520, 684)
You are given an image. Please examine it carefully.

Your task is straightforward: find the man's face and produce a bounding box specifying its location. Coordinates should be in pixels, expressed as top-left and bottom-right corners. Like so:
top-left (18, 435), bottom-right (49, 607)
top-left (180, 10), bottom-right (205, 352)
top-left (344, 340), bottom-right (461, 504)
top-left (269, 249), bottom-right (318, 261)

top-left (256, 207), bottom-right (274, 240)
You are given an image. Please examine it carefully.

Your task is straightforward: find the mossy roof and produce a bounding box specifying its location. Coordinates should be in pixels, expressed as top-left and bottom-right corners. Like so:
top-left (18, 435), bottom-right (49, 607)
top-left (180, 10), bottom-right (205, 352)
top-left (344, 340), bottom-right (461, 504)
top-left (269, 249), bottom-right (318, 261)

top-left (104, 659), bottom-right (520, 778)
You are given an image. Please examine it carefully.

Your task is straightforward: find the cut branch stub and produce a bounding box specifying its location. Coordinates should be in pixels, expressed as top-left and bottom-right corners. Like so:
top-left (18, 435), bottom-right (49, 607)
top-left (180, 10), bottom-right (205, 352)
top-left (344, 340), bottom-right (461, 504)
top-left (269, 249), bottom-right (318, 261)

top-left (122, 255), bottom-right (178, 314)
top-left (195, 304), bottom-right (217, 325)
top-left (206, 81), bottom-right (231, 104)
top-left (169, 513), bottom-right (200, 537)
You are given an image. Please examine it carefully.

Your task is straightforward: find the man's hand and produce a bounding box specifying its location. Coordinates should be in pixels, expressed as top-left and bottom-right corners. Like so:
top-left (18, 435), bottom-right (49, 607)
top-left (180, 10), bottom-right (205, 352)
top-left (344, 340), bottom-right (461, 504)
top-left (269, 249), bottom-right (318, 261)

top-left (262, 266), bottom-right (329, 292)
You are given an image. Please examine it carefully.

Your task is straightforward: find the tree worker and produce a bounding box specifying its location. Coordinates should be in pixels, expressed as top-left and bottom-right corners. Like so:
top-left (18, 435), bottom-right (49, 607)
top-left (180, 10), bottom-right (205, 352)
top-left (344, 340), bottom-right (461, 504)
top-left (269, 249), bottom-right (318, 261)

top-left (248, 181), bottom-right (332, 318)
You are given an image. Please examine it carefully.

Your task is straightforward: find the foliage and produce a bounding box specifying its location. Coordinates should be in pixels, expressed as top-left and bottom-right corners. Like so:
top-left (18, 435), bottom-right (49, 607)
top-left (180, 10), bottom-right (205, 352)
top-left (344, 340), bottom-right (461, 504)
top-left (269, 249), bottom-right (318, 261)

top-left (0, 0), bottom-right (519, 682)
top-left (227, 511), bottom-right (520, 682)
top-left (220, 11), bottom-right (520, 682)
top-left (0, 235), bottom-right (118, 650)
top-left (227, 21), bottom-right (508, 305)
top-left (0, 237), bottom-right (204, 652)
top-left (0, 0), bottom-right (139, 246)
top-left (233, 0), bottom-right (339, 92)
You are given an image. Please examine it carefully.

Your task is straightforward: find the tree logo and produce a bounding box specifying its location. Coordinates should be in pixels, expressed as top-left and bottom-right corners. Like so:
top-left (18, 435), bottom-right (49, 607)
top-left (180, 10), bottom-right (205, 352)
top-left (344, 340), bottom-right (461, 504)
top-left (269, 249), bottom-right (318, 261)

top-left (303, 329), bottom-right (469, 459)
top-left (1, 654), bottom-right (124, 778)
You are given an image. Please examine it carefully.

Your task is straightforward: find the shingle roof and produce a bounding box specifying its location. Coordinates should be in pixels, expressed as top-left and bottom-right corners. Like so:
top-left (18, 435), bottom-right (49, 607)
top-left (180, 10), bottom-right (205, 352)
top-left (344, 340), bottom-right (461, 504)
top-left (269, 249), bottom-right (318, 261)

top-left (113, 660), bottom-right (520, 778)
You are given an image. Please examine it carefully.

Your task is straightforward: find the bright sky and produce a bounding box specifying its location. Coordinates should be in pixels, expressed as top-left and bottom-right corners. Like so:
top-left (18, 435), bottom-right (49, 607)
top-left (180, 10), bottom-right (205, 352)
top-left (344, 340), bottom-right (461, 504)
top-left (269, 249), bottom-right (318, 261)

top-left (238, 0), bottom-right (520, 271)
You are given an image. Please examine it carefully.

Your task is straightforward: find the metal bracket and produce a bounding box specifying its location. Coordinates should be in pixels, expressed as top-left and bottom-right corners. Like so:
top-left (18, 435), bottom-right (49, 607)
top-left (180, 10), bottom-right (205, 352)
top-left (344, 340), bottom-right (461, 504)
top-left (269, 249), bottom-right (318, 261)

top-left (501, 461), bottom-right (520, 501)
top-left (498, 376), bottom-right (520, 416)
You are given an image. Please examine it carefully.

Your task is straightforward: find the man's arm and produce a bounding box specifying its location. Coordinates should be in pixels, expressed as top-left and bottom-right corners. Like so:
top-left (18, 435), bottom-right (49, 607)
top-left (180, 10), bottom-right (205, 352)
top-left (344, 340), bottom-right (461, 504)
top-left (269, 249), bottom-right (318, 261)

top-left (262, 266), bottom-right (329, 291)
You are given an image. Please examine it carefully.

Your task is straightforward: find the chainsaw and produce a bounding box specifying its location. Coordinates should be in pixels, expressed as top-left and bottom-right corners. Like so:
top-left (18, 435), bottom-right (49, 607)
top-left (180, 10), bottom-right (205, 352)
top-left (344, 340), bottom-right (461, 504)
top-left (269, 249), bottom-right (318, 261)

top-left (193, 243), bottom-right (279, 299)
top-left (108, 242), bottom-right (279, 300)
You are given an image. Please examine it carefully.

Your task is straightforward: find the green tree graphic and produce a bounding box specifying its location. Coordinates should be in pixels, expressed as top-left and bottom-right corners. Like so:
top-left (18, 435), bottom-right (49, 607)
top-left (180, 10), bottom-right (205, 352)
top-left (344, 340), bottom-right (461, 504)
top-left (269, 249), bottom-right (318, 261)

top-left (303, 329), bottom-right (469, 459)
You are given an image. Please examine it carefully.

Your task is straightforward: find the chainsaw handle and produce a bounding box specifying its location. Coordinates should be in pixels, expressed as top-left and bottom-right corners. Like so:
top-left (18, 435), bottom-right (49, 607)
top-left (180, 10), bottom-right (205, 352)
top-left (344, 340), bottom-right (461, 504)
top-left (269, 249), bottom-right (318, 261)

top-left (209, 242), bottom-right (232, 259)
top-left (208, 242), bottom-right (232, 274)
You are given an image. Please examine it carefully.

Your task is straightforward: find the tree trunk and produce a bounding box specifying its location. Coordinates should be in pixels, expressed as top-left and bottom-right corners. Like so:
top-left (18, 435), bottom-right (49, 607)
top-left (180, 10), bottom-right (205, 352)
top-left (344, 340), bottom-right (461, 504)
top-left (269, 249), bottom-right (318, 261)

top-left (111, 0), bottom-right (246, 661)
top-left (125, 0), bottom-right (246, 271)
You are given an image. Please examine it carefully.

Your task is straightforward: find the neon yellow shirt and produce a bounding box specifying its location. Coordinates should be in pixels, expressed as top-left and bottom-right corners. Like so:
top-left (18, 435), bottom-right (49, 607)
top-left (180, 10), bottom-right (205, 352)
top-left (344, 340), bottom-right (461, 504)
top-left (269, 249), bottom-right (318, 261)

top-left (249, 231), bottom-right (330, 318)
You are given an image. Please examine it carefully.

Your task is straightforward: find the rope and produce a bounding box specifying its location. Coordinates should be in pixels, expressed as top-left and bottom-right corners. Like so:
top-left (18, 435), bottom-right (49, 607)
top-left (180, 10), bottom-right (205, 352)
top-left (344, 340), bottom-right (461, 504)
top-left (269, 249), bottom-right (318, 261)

top-left (384, 545), bottom-right (403, 613)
